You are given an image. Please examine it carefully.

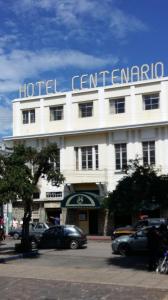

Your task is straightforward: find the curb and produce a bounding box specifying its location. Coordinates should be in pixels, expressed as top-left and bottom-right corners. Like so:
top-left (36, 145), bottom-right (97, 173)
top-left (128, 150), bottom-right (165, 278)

top-left (87, 237), bottom-right (111, 242)
top-left (0, 250), bottom-right (39, 263)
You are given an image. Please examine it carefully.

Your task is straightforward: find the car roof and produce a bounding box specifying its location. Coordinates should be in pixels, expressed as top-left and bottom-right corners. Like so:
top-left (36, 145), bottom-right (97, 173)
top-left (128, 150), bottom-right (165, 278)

top-left (46, 224), bottom-right (76, 229)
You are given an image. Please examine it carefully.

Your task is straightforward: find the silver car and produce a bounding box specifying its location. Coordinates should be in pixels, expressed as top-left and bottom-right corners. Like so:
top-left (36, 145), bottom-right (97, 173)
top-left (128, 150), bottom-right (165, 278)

top-left (112, 227), bottom-right (150, 255)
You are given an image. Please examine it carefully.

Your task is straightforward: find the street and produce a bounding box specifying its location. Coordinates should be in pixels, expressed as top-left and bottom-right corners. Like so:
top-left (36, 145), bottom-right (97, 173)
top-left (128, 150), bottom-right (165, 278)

top-left (0, 239), bottom-right (168, 299)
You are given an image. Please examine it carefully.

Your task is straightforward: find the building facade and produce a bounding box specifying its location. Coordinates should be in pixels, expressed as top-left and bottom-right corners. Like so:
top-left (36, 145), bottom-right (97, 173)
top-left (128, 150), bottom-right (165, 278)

top-left (4, 77), bottom-right (168, 234)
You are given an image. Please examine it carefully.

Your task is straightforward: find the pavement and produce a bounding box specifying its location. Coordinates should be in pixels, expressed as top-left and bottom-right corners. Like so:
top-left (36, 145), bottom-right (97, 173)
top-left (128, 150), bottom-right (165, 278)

top-left (0, 277), bottom-right (167, 300)
top-left (1, 237), bottom-right (168, 293)
top-left (0, 235), bottom-right (111, 262)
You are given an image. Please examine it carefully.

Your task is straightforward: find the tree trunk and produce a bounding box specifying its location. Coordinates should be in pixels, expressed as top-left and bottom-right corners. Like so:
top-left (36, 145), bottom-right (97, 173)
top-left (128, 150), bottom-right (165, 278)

top-left (21, 200), bottom-right (32, 251)
top-left (103, 209), bottom-right (109, 236)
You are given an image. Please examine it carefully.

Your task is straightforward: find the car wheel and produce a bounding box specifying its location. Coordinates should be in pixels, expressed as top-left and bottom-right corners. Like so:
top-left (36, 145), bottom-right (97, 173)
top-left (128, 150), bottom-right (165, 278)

top-left (118, 243), bottom-right (130, 256)
top-left (70, 240), bottom-right (79, 249)
top-left (156, 259), bottom-right (168, 274)
top-left (13, 233), bottom-right (20, 240)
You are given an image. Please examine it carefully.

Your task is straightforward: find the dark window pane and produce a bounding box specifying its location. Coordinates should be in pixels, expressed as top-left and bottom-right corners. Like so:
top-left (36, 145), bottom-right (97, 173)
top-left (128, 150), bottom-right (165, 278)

top-left (79, 102), bottom-right (93, 117)
top-left (143, 94), bottom-right (159, 110)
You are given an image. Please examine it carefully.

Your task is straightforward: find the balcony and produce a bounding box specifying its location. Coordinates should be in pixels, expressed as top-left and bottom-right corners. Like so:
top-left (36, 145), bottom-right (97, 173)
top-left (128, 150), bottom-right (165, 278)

top-left (63, 169), bottom-right (108, 184)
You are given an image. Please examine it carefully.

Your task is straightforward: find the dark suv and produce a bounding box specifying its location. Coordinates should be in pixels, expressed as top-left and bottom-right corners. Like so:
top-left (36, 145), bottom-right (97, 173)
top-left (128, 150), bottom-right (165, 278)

top-left (111, 218), bottom-right (168, 240)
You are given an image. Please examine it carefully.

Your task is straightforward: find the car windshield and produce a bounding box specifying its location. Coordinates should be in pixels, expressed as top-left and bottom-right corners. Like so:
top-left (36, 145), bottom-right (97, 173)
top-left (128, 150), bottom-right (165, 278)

top-left (133, 220), bottom-right (148, 229)
top-left (134, 227), bottom-right (149, 237)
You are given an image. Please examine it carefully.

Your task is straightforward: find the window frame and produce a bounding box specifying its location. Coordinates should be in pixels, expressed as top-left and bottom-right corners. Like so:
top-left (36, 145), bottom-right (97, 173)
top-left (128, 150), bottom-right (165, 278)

top-left (109, 98), bottom-right (125, 114)
top-left (22, 109), bottom-right (35, 124)
top-left (143, 93), bottom-right (159, 110)
top-left (81, 146), bottom-right (93, 170)
top-left (50, 105), bottom-right (64, 121)
top-left (75, 145), bottom-right (99, 171)
top-left (115, 143), bottom-right (127, 171)
top-left (79, 102), bottom-right (93, 118)
top-left (142, 141), bottom-right (155, 165)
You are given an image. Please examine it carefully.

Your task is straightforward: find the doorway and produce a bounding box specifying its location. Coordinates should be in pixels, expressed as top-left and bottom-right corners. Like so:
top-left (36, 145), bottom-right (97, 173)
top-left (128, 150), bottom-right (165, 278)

top-left (89, 210), bottom-right (98, 235)
top-left (46, 208), bottom-right (61, 225)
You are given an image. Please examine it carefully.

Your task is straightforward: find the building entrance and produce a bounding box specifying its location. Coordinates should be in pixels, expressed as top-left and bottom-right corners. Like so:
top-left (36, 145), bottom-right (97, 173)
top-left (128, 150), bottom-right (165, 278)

top-left (89, 210), bottom-right (98, 235)
top-left (46, 208), bottom-right (61, 225)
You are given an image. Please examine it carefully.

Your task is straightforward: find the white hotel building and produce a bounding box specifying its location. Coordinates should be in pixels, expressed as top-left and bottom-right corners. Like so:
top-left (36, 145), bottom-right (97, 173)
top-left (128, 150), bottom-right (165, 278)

top-left (4, 76), bottom-right (168, 234)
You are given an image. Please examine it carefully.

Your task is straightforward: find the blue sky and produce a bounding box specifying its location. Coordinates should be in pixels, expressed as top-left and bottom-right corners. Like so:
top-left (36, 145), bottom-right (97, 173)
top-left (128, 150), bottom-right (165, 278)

top-left (0, 0), bottom-right (168, 138)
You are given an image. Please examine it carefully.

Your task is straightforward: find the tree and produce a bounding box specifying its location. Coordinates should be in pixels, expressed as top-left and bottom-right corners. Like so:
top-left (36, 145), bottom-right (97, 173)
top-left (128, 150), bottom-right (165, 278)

top-left (0, 143), bottom-right (64, 251)
top-left (105, 158), bottom-right (168, 215)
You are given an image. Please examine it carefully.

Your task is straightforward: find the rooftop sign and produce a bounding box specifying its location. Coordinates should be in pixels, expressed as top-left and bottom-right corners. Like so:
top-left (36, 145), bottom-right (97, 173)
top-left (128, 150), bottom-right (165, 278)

top-left (19, 61), bottom-right (164, 98)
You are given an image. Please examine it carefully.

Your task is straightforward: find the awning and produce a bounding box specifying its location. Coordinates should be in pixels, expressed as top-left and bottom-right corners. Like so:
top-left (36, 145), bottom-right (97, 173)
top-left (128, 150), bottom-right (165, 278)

top-left (61, 192), bottom-right (101, 208)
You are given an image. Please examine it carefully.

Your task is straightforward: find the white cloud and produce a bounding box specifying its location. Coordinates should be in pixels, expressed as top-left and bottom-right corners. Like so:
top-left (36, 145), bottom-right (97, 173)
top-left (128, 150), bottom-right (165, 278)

top-left (11, 0), bottom-right (148, 40)
top-left (0, 48), bottom-right (118, 93)
top-left (110, 8), bottom-right (147, 39)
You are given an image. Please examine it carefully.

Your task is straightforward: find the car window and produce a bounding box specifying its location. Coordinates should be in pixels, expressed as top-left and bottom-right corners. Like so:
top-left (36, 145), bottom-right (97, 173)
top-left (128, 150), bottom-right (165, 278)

top-left (134, 220), bottom-right (148, 228)
top-left (64, 227), bottom-right (77, 234)
top-left (44, 227), bottom-right (56, 235)
top-left (74, 226), bottom-right (83, 234)
top-left (36, 223), bottom-right (44, 229)
top-left (136, 229), bottom-right (147, 237)
top-left (149, 220), bottom-right (164, 226)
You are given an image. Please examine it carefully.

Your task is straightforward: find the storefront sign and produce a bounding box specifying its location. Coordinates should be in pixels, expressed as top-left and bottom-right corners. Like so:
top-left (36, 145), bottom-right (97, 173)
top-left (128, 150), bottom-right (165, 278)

top-left (61, 192), bottom-right (100, 208)
top-left (19, 61), bottom-right (164, 98)
top-left (66, 194), bottom-right (96, 207)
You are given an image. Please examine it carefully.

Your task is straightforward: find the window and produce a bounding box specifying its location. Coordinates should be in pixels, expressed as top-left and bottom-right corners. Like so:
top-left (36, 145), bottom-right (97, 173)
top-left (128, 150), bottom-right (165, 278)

top-left (115, 143), bottom-right (127, 170)
top-left (46, 192), bottom-right (62, 198)
top-left (81, 146), bottom-right (92, 169)
top-left (50, 105), bottom-right (63, 121)
top-left (79, 211), bottom-right (87, 221)
top-left (49, 149), bottom-right (60, 172)
top-left (143, 94), bottom-right (159, 110)
top-left (22, 109), bottom-right (35, 124)
top-left (142, 141), bottom-right (155, 165)
top-left (109, 98), bottom-right (125, 114)
top-left (79, 102), bottom-right (93, 118)
top-left (33, 192), bottom-right (40, 199)
top-left (95, 145), bottom-right (99, 169)
top-left (75, 145), bottom-right (99, 170)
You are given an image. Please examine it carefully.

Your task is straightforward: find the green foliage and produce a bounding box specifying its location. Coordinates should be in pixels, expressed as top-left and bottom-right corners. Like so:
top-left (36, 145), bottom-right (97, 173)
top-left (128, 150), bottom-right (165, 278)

top-left (105, 158), bottom-right (168, 214)
top-left (0, 143), bottom-right (65, 206)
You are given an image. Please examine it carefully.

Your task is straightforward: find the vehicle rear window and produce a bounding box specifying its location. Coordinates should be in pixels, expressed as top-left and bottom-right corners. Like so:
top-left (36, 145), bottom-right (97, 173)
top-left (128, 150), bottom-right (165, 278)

top-left (64, 226), bottom-right (83, 234)
top-left (64, 227), bottom-right (77, 234)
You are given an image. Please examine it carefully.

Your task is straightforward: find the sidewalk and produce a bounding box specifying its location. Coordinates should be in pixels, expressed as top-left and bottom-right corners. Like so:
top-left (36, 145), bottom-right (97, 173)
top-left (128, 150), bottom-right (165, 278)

top-left (0, 239), bottom-right (38, 263)
top-left (1, 238), bottom-right (168, 292)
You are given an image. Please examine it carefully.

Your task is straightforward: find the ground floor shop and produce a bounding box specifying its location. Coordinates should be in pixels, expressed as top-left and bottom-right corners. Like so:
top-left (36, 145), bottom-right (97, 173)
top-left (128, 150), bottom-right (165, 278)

top-left (61, 192), bottom-right (107, 235)
top-left (11, 191), bottom-right (108, 235)
top-left (9, 197), bottom-right (168, 235)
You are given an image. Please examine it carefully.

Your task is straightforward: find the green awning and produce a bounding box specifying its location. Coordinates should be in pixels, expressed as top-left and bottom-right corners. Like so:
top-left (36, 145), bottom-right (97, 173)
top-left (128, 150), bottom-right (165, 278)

top-left (61, 192), bottom-right (101, 208)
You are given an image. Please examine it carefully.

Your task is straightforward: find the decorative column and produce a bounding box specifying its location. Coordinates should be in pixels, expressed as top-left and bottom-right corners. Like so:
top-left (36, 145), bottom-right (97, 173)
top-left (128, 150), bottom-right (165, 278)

top-left (61, 208), bottom-right (67, 225)
top-left (98, 88), bottom-right (105, 128)
top-left (130, 85), bottom-right (136, 124)
top-left (65, 92), bottom-right (72, 131)
top-left (40, 98), bottom-right (45, 133)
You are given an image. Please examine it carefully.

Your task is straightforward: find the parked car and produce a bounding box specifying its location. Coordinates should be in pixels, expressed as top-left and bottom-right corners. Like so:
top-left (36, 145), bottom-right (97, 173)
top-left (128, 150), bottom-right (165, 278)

top-left (111, 226), bottom-right (151, 255)
top-left (36, 225), bottom-right (87, 249)
top-left (111, 218), bottom-right (168, 240)
top-left (8, 222), bottom-right (50, 240)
